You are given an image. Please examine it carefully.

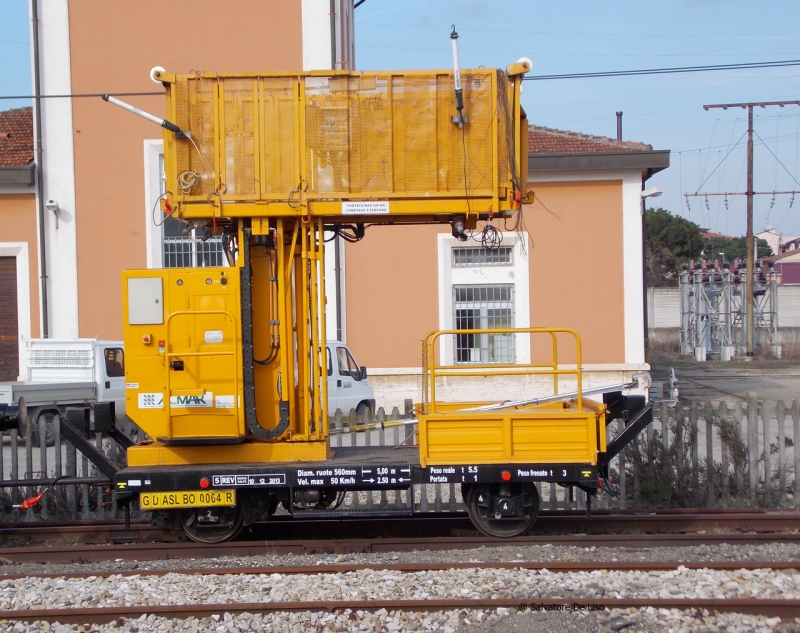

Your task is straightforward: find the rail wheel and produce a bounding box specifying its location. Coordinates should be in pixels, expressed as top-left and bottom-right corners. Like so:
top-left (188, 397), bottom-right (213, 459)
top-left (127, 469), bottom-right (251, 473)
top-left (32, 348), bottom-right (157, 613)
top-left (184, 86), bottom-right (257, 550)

top-left (177, 504), bottom-right (244, 544)
top-left (462, 482), bottom-right (540, 538)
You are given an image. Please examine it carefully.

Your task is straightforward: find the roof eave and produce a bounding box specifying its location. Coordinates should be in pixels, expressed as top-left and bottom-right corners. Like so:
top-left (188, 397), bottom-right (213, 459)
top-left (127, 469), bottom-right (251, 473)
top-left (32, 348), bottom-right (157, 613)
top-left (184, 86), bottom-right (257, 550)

top-left (528, 150), bottom-right (670, 176)
top-left (0, 163), bottom-right (35, 186)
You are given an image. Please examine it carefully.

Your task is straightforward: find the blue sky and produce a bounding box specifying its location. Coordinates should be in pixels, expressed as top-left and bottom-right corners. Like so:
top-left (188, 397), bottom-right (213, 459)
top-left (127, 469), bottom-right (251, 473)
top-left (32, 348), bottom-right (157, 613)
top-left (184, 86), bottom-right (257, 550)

top-left (2, 0), bottom-right (799, 241)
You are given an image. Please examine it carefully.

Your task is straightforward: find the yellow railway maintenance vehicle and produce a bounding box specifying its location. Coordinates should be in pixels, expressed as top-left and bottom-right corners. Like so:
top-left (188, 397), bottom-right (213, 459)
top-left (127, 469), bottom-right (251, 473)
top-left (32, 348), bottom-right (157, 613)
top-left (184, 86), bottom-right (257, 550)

top-left (95, 61), bottom-right (652, 542)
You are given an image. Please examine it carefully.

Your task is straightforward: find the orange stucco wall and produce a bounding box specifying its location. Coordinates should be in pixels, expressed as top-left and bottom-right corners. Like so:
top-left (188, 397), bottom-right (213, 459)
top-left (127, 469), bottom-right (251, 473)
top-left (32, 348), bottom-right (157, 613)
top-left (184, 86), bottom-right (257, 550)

top-left (344, 223), bottom-right (441, 368)
top-left (344, 179), bottom-right (625, 368)
top-left (67, 0), bottom-right (303, 339)
top-left (524, 180), bottom-right (625, 364)
top-left (0, 193), bottom-right (40, 338)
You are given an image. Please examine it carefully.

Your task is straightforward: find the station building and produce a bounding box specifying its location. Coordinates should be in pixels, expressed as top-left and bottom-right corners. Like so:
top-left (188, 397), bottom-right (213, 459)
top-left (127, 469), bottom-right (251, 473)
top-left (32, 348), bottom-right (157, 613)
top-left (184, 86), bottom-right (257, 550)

top-left (0, 0), bottom-right (668, 407)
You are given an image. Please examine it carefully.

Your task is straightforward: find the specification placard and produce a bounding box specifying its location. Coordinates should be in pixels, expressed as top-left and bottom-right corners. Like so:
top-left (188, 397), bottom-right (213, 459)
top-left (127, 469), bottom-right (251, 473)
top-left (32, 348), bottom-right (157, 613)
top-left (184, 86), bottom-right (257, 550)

top-left (342, 201), bottom-right (390, 215)
top-left (419, 465), bottom-right (595, 484)
top-left (294, 465), bottom-right (412, 487)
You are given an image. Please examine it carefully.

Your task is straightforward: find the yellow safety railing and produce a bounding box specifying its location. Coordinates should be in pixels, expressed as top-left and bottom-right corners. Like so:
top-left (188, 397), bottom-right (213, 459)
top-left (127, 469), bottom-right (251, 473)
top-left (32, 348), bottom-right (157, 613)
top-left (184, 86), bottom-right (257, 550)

top-left (422, 327), bottom-right (583, 414)
top-left (164, 310), bottom-right (239, 438)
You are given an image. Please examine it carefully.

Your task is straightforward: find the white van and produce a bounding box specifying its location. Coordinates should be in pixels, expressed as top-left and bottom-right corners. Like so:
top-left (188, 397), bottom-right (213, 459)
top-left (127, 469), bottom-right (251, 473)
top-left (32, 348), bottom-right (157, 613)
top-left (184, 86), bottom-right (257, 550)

top-left (0, 338), bottom-right (126, 444)
top-left (326, 341), bottom-right (375, 416)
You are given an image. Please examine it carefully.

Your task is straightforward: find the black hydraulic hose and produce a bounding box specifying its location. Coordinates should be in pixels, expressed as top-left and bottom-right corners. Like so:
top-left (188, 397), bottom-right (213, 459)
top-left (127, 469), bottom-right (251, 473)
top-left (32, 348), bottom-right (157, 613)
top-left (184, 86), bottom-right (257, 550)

top-left (253, 238), bottom-right (280, 366)
top-left (241, 222), bottom-right (288, 441)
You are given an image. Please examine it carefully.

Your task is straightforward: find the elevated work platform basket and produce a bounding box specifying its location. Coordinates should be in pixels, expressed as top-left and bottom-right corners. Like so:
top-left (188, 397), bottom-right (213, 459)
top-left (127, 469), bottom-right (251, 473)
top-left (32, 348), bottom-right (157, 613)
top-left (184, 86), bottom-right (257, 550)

top-left (156, 67), bottom-right (528, 219)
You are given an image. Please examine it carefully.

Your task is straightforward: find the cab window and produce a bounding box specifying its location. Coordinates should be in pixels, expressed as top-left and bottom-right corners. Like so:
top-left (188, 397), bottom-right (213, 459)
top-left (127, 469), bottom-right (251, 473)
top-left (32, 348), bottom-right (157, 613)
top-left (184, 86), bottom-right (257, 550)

top-left (346, 349), bottom-right (361, 380)
top-left (104, 348), bottom-right (124, 377)
top-left (326, 348), bottom-right (333, 377)
top-left (336, 348), bottom-right (350, 377)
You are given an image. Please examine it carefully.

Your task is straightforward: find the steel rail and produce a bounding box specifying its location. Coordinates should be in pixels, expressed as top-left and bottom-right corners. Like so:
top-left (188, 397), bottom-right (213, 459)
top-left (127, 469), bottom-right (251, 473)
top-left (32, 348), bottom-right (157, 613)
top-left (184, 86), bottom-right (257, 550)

top-left (0, 508), bottom-right (800, 538)
top-left (2, 560), bottom-right (798, 582)
top-left (1, 509), bottom-right (799, 559)
top-left (3, 532), bottom-right (800, 565)
top-left (5, 598), bottom-right (800, 625)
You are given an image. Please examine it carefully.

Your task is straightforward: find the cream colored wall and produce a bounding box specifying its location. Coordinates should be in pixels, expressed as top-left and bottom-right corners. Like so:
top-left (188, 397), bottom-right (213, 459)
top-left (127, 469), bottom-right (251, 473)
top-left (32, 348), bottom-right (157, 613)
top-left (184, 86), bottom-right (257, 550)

top-left (0, 194), bottom-right (41, 338)
top-left (67, 0), bottom-right (304, 339)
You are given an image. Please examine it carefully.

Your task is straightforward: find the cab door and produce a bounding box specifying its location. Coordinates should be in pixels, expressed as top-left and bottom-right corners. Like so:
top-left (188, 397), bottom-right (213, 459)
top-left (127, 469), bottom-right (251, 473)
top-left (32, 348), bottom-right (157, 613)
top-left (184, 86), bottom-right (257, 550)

top-left (333, 345), bottom-right (360, 414)
top-left (325, 345), bottom-right (339, 415)
top-left (99, 345), bottom-right (126, 419)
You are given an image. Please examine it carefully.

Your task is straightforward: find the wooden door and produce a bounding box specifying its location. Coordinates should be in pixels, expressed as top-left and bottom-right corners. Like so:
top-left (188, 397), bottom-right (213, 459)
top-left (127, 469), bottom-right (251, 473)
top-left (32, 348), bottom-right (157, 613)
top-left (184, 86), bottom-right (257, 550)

top-left (0, 257), bottom-right (19, 381)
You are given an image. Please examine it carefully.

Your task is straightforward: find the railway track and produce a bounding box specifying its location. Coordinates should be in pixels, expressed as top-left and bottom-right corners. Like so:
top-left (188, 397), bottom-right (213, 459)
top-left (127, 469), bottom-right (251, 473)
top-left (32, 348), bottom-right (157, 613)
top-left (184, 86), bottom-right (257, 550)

top-left (1, 508), bottom-right (799, 563)
top-left (6, 597), bottom-right (800, 625)
top-left (1, 507), bottom-right (797, 545)
top-left (4, 532), bottom-right (800, 564)
top-left (4, 560), bottom-right (800, 624)
top-left (2, 559), bottom-right (799, 580)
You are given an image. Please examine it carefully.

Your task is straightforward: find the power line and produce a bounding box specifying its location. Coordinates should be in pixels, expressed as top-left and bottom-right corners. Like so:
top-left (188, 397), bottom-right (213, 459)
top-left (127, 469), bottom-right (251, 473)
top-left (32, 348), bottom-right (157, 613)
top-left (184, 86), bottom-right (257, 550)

top-left (524, 59), bottom-right (800, 81)
top-left (754, 129), bottom-right (800, 189)
top-left (2, 59), bottom-right (799, 101)
top-left (356, 21), bottom-right (800, 39)
top-left (0, 91), bottom-right (162, 100)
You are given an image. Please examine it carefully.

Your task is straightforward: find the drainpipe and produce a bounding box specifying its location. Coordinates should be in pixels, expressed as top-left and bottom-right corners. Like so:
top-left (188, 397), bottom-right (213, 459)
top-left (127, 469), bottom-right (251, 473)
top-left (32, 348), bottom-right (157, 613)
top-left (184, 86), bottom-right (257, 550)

top-left (30, 0), bottom-right (49, 338)
top-left (330, 0), bottom-right (337, 71)
top-left (330, 0), bottom-right (343, 341)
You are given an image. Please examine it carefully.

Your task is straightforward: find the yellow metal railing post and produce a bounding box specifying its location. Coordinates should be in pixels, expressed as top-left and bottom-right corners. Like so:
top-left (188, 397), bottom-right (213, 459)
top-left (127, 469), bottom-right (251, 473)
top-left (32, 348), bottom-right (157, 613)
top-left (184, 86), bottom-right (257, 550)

top-left (252, 77), bottom-right (261, 201)
top-left (316, 218), bottom-right (327, 437)
top-left (491, 70), bottom-right (499, 217)
top-left (299, 222), bottom-right (311, 437)
top-left (551, 331), bottom-right (558, 396)
top-left (212, 79), bottom-right (222, 204)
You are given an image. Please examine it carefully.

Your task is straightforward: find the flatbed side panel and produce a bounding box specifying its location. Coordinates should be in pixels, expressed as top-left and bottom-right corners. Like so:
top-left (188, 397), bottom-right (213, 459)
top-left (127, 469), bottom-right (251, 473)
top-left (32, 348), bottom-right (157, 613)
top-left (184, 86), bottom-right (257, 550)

top-left (0, 381), bottom-right (96, 405)
top-left (418, 411), bottom-right (601, 467)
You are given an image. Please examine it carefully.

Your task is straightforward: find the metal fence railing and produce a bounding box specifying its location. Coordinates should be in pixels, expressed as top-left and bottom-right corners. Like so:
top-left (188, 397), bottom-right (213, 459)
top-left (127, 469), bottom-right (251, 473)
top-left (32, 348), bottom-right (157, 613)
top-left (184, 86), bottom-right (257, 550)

top-left (2, 395), bottom-right (798, 523)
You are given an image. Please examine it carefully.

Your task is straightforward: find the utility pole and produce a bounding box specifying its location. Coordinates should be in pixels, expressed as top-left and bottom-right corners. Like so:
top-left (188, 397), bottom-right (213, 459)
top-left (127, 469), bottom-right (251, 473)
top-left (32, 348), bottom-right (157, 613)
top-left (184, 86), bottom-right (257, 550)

top-left (746, 104), bottom-right (754, 355)
top-left (691, 100), bottom-right (800, 356)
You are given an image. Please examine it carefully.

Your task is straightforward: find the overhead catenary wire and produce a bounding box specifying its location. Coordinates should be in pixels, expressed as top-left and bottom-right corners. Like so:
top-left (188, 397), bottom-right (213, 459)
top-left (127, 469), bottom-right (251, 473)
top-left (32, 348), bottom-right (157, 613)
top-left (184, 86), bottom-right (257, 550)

top-left (0, 91), bottom-right (163, 100)
top-left (522, 59), bottom-right (800, 81)
top-left (1, 59), bottom-right (799, 103)
top-left (754, 129), bottom-right (800, 190)
top-left (780, 116), bottom-right (800, 229)
top-left (691, 130), bottom-right (748, 194)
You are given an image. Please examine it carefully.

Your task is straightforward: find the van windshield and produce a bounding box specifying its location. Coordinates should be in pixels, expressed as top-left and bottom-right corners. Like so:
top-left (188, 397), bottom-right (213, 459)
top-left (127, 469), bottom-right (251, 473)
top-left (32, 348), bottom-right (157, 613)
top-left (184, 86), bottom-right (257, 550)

top-left (336, 347), bottom-right (360, 379)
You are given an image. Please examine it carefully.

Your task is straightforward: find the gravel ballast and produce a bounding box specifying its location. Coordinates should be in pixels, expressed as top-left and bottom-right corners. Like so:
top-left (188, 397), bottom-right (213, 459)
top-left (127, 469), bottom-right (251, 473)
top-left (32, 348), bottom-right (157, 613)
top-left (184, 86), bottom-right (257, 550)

top-left (2, 542), bottom-right (800, 632)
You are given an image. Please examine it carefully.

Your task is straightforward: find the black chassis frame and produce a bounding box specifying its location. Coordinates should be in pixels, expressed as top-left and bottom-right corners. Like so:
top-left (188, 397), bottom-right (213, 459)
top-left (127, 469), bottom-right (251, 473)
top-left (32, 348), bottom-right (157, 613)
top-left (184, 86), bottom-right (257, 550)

top-left (113, 460), bottom-right (599, 519)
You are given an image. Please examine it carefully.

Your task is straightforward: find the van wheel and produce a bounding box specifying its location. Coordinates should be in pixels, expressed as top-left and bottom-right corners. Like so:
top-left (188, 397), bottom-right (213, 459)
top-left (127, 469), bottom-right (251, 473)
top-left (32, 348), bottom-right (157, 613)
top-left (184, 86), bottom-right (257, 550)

top-left (356, 402), bottom-right (371, 417)
top-left (32, 412), bottom-right (57, 447)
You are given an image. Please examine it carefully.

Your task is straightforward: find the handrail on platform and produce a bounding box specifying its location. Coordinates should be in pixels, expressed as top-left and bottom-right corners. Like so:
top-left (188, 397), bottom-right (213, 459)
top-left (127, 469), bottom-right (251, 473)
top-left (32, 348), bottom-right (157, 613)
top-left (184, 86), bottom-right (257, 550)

top-left (422, 327), bottom-right (583, 414)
